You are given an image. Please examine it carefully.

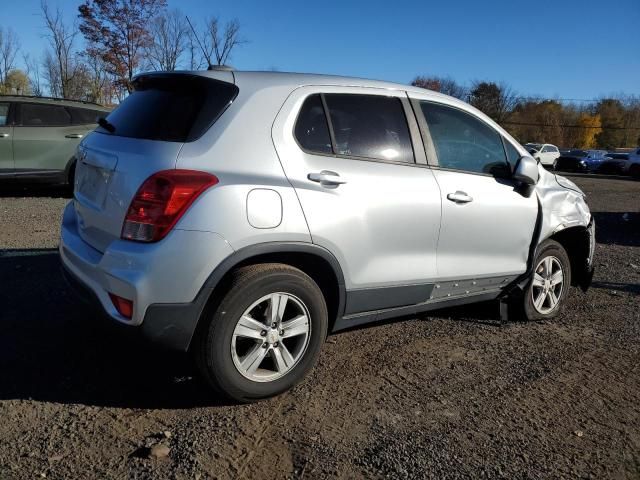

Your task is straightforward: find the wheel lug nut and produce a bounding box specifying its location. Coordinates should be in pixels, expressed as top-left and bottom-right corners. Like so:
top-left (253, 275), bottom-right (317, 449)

top-left (280, 330), bottom-right (284, 336)
top-left (262, 343), bottom-right (268, 348)
top-left (260, 330), bottom-right (267, 336)
top-left (274, 342), bottom-right (279, 348)
top-left (272, 323), bottom-right (277, 328)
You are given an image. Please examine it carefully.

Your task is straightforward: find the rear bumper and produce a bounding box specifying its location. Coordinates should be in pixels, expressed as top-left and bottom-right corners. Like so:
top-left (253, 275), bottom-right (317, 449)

top-left (59, 201), bottom-right (235, 350)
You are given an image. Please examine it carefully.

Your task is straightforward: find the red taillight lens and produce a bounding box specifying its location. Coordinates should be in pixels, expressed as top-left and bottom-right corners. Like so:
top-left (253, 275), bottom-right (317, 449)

top-left (122, 170), bottom-right (218, 242)
top-left (109, 293), bottom-right (134, 319)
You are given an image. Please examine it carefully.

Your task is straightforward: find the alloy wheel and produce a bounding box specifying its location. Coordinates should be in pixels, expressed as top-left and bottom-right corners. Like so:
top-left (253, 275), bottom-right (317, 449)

top-left (231, 293), bottom-right (311, 382)
top-left (531, 256), bottom-right (564, 314)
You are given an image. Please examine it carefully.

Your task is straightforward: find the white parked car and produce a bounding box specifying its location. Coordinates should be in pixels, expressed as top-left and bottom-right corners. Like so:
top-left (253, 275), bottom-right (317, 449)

top-left (525, 143), bottom-right (561, 169)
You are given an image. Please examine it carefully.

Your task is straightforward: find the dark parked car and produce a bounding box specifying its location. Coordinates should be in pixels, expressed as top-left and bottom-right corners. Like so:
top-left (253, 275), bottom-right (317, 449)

top-left (598, 153), bottom-right (629, 175)
top-left (556, 150), bottom-right (608, 172)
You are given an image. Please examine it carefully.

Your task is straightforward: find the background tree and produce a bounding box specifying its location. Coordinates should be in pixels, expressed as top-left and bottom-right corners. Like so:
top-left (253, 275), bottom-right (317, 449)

top-left (206, 17), bottom-right (244, 66)
top-left (188, 16), bottom-right (245, 68)
top-left (411, 75), bottom-right (466, 99)
top-left (619, 96), bottom-right (640, 147)
top-left (41, 0), bottom-right (78, 99)
top-left (83, 51), bottom-right (116, 104)
top-left (595, 99), bottom-right (626, 149)
top-left (575, 113), bottom-right (602, 149)
top-left (0, 27), bottom-right (20, 88)
top-left (508, 100), bottom-right (565, 145)
top-left (78, 0), bottom-right (167, 92)
top-left (469, 81), bottom-right (517, 123)
top-left (145, 9), bottom-right (188, 71)
top-left (23, 53), bottom-right (43, 96)
top-left (1, 69), bottom-right (32, 95)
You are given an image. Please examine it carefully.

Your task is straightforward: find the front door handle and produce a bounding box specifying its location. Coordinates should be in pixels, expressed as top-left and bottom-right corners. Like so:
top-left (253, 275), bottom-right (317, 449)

top-left (308, 170), bottom-right (347, 186)
top-left (0, 133), bottom-right (9, 138)
top-left (447, 191), bottom-right (473, 203)
top-left (65, 134), bottom-right (84, 139)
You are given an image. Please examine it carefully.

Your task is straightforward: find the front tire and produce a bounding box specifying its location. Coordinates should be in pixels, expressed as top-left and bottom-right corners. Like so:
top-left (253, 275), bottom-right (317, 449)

top-left (523, 240), bottom-right (572, 320)
top-left (195, 263), bottom-right (328, 403)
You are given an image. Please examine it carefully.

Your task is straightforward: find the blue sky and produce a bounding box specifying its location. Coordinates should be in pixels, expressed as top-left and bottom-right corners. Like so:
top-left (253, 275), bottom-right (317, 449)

top-left (5, 0), bottom-right (640, 99)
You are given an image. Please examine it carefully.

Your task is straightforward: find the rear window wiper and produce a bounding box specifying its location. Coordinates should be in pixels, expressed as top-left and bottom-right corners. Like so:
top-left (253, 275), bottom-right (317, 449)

top-left (98, 117), bottom-right (116, 133)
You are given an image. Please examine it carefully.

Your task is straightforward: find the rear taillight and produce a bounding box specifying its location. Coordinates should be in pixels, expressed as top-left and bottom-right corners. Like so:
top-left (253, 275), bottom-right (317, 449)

top-left (122, 170), bottom-right (218, 242)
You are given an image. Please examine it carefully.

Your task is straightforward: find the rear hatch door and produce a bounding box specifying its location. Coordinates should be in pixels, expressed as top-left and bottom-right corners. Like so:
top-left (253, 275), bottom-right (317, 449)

top-left (73, 73), bottom-right (238, 252)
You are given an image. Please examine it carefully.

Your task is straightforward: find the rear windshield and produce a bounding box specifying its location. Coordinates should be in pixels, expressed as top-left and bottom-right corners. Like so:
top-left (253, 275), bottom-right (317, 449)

top-left (98, 75), bottom-right (238, 142)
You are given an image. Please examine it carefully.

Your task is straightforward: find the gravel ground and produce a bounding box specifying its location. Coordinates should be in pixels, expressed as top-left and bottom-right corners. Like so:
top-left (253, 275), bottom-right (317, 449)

top-left (0, 176), bottom-right (638, 479)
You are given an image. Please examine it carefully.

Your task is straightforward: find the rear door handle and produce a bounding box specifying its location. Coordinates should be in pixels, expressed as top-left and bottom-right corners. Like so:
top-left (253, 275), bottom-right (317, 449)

top-left (447, 191), bottom-right (473, 203)
top-left (0, 133), bottom-right (9, 138)
top-left (308, 170), bottom-right (347, 186)
top-left (65, 134), bottom-right (84, 139)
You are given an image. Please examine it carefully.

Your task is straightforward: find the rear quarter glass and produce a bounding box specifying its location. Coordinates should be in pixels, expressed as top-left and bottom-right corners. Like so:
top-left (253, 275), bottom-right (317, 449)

top-left (98, 74), bottom-right (238, 143)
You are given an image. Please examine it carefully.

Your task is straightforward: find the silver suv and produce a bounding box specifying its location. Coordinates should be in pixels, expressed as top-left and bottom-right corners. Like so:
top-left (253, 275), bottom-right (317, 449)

top-left (60, 70), bottom-right (595, 402)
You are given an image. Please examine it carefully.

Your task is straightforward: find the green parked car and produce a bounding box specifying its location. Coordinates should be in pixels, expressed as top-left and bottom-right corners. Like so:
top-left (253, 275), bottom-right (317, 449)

top-left (0, 95), bottom-right (111, 186)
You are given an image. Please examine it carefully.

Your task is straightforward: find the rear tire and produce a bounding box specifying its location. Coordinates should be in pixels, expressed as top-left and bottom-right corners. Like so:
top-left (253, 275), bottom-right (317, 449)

top-left (195, 263), bottom-right (328, 403)
top-left (630, 164), bottom-right (640, 180)
top-left (523, 240), bottom-right (572, 321)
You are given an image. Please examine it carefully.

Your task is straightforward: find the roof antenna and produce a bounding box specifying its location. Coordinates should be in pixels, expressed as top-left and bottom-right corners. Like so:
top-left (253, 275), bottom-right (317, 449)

top-left (185, 15), bottom-right (214, 70)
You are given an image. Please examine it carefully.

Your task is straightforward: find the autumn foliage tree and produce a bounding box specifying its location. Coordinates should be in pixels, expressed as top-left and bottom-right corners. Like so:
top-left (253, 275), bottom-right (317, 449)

top-left (595, 99), bottom-right (626, 149)
top-left (469, 81), bottom-right (518, 123)
top-left (411, 75), bottom-right (466, 100)
top-left (78, 0), bottom-right (167, 92)
top-left (576, 114), bottom-right (602, 149)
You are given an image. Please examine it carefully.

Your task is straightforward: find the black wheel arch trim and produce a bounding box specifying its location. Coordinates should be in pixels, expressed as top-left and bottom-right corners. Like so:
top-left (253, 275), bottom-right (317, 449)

top-left (141, 242), bottom-right (347, 352)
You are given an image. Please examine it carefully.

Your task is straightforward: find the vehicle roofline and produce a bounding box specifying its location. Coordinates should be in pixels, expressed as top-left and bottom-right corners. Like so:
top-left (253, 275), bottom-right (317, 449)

top-left (132, 69), bottom-right (464, 104)
top-left (0, 94), bottom-right (109, 108)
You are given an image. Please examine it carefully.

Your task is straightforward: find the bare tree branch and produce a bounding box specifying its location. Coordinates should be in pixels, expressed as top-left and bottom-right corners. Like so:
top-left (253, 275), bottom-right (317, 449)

top-left (0, 27), bottom-right (21, 86)
top-left (204, 16), bottom-right (245, 66)
top-left (23, 53), bottom-right (42, 96)
top-left (146, 9), bottom-right (188, 71)
top-left (41, 0), bottom-right (78, 98)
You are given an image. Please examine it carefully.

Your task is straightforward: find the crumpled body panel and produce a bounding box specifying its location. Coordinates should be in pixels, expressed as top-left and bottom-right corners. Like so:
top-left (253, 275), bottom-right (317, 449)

top-left (536, 168), bottom-right (591, 242)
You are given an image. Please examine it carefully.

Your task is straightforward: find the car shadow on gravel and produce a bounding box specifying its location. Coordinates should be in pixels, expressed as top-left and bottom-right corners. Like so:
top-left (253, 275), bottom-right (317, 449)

top-left (0, 184), bottom-right (72, 199)
top-left (591, 281), bottom-right (640, 295)
top-left (593, 211), bottom-right (640, 247)
top-left (0, 249), bottom-right (230, 409)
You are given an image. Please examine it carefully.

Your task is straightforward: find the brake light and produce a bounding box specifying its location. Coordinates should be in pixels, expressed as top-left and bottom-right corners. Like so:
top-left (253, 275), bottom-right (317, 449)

top-left (122, 170), bottom-right (218, 242)
top-left (109, 293), bottom-right (134, 319)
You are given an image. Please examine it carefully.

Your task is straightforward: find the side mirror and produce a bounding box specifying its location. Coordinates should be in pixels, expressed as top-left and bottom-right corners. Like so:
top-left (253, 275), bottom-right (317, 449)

top-left (513, 155), bottom-right (539, 185)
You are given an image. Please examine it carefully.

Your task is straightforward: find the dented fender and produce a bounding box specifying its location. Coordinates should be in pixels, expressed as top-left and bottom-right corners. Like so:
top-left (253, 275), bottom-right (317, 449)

top-left (534, 169), bottom-right (595, 291)
top-left (536, 170), bottom-right (591, 239)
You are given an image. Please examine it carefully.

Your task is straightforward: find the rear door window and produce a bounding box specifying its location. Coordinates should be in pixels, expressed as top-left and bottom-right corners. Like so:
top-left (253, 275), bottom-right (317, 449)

top-left (69, 107), bottom-right (103, 125)
top-left (99, 75), bottom-right (238, 142)
top-left (294, 94), bottom-right (332, 154)
top-left (0, 103), bottom-right (9, 125)
top-left (20, 103), bottom-right (71, 126)
top-left (323, 94), bottom-right (414, 163)
top-left (419, 101), bottom-right (510, 176)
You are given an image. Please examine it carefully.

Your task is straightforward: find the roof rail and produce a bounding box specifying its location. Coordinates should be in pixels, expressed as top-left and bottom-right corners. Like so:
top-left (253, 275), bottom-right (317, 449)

top-left (0, 94), bottom-right (105, 107)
